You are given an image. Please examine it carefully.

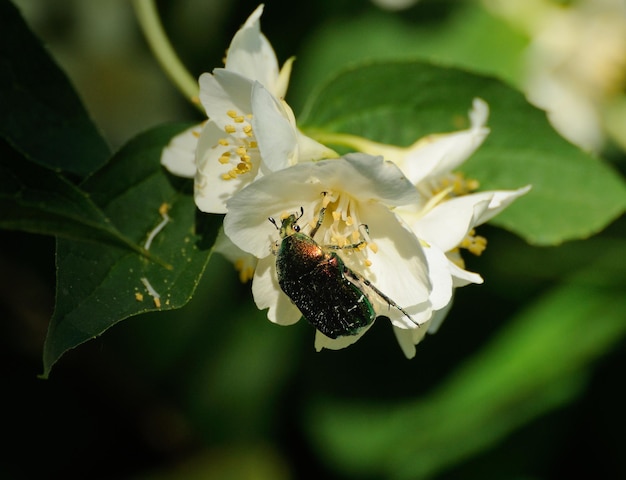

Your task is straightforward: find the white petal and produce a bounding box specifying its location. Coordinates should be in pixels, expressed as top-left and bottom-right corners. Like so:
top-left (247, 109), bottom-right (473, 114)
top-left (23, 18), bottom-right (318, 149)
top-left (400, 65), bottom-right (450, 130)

top-left (392, 323), bottom-right (431, 358)
top-left (251, 255), bottom-right (301, 325)
top-left (393, 327), bottom-right (418, 358)
top-left (224, 172), bottom-right (321, 258)
top-left (314, 327), bottom-right (370, 352)
top-left (251, 82), bottom-right (297, 172)
top-left (402, 98), bottom-right (490, 185)
top-left (161, 124), bottom-right (202, 178)
top-left (199, 70), bottom-right (254, 124)
top-left (422, 244), bottom-right (454, 311)
top-left (427, 298), bottom-right (454, 334)
top-left (351, 203), bottom-right (431, 322)
top-left (224, 5), bottom-right (281, 95)
top-left (412, 195), bottom-right (492, 252)
top-left (448, 258), bottom-right (483, 286)
top-left (224, 155), bottom-right (419, 258)
top-left (340, 154), bottom-right (421, 206)
top-left (193, 121), bottom-right (261, 214)
top-left (251, 83), bottom-right (339, 172)
top-left (473, 186), bottom-right (532, 227)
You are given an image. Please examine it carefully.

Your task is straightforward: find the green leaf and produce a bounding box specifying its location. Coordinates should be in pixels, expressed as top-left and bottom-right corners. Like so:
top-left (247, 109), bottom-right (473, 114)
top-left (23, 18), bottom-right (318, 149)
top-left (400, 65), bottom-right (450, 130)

top-left (290, 3), bottom-right (528, 111)
top-left (0, 140), bottom-right (151, 256)
top-left (305, 244), bottom-right (626, 479)
top-left (300, 61), bottom-right (626, 245)
top-left (42, 124), bottom-right (220, 378)
top-left (0, 0), bottom-right (110, 177)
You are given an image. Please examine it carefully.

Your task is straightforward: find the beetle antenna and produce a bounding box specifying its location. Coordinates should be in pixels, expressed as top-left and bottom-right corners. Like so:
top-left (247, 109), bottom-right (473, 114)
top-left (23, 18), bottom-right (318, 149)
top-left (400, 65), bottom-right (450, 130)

top-left (268, 217), bottom-right (279, 229)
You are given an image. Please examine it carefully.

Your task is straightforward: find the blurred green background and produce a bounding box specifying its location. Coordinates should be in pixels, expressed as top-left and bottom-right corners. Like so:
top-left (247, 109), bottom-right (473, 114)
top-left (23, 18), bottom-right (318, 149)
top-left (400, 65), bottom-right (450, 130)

top-left (2, 0), bottom-right (625, 478)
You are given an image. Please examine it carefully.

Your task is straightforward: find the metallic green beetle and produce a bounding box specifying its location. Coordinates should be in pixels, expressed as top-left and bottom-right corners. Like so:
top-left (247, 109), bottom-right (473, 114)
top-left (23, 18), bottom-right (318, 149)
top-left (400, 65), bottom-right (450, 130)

top-left (269, 204), bottom-right (415, 339)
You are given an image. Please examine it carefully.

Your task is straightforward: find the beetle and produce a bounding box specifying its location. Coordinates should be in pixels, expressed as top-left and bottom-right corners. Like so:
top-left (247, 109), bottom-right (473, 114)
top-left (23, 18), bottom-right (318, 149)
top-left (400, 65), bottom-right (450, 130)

top-left (269, 203), bottom-right (416, 339)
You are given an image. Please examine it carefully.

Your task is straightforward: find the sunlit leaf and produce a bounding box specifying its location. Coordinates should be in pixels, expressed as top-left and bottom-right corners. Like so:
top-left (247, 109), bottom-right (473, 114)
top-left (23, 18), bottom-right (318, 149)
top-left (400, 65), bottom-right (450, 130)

top-left (300, 61), bottom-right (626, 245)
top-left (42, 124), bottom-right (220, 377)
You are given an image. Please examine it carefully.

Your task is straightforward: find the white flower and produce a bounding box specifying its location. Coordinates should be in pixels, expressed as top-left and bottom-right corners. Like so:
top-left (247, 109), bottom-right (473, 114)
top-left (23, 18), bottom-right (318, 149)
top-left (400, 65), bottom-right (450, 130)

top-left (223, 153), bottom-right (437, 357)
top-left (213, 228), bottom-right (257, 283)
top-left (160, 5), bottom-right (334, 213)
top-left (484, 0), bottom-right (626, 151)
top-left (388, 99), bottom-right (530, 345)
top-left (335, 98), bottom-right (529, 352)
top-left (343, 97), bottom-right (489, 193)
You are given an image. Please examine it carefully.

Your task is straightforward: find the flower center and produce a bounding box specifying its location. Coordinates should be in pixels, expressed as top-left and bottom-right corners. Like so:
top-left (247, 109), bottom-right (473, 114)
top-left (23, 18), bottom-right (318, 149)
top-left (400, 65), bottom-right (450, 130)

top-left (421, 172), bottom-right (488, 259)
top-left (234, 257), bottom-right (255, 283)
top-left (216, 109), bottom-right (258, 181)
top-left (429, 171), bottom-right (480, 199)
top-left (460, 229), bottom-right (487, 256)
top-left (310, 191), bottom-right (377, 268)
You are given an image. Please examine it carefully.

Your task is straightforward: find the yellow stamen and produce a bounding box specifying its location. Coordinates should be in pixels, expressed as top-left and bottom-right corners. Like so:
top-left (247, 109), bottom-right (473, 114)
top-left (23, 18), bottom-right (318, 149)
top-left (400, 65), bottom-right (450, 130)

top-left (224, 125), bottom-right (236, 134)
top-left (460, 229), bottom-right (488, 256)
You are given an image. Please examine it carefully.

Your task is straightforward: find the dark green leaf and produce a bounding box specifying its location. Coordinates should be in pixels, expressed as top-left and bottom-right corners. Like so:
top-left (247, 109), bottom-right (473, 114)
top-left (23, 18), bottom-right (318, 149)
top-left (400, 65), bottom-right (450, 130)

top-left (300, 61), bottom-right (626, 245)
top-left (0, 0), bottom-right (110, 177)
top-left (42, 124), bottom-right (220, 378)
top-left (0, 140), bottom-right (151, 256)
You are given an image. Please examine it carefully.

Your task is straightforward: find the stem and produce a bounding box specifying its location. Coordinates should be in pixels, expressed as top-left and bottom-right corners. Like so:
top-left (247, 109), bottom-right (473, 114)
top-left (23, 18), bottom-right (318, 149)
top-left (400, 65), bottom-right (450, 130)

top-left (305, 130), bottom-right (405, 162)
top-left (132, 0), bottom-right (201, 109)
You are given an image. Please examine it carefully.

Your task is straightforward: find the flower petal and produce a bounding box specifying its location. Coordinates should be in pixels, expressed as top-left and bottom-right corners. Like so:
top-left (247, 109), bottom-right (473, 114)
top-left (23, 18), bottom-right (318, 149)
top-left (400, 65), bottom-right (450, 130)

top-left (340, 154), bottom-right (421, 206)
top-left (223, 5), bottom-right (281, 96)
top-left (199, 69), bottom-right (254, 125)
top-left (473, 185), bottom-right (532, 226)
top-left (213, 227), bottom-right (258, 283)
top-left (422, 244), bottom-right (454, 311)
top-left (401, 98), bottom-right (490, 185)
top-left (194, 120), bottom-right (261, 214)
top-left (427, 298), bottom-right (454, 334)
top-left (393, 323), bottom-right (431, 359)
top-left (314, 326), bottom-right (371, 351)
top-left (411, 195), bottom-right (492, 252)
top-left (252, 255), bottom-right (301, 325)
top-left (251, 82), bottom-right (338, 172)
top-left (161, 124), bottom-right (202, 178)
top-left (224, 155), bottom-right (420, 258)
top-left (447, 255), bottom-right (483, 286)
top-left (346, 203), bottom-right (431, 323)
top-left (224, 173), bottom-right (322, 258)
top-left (251, 82), bottom-right (298, 172)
